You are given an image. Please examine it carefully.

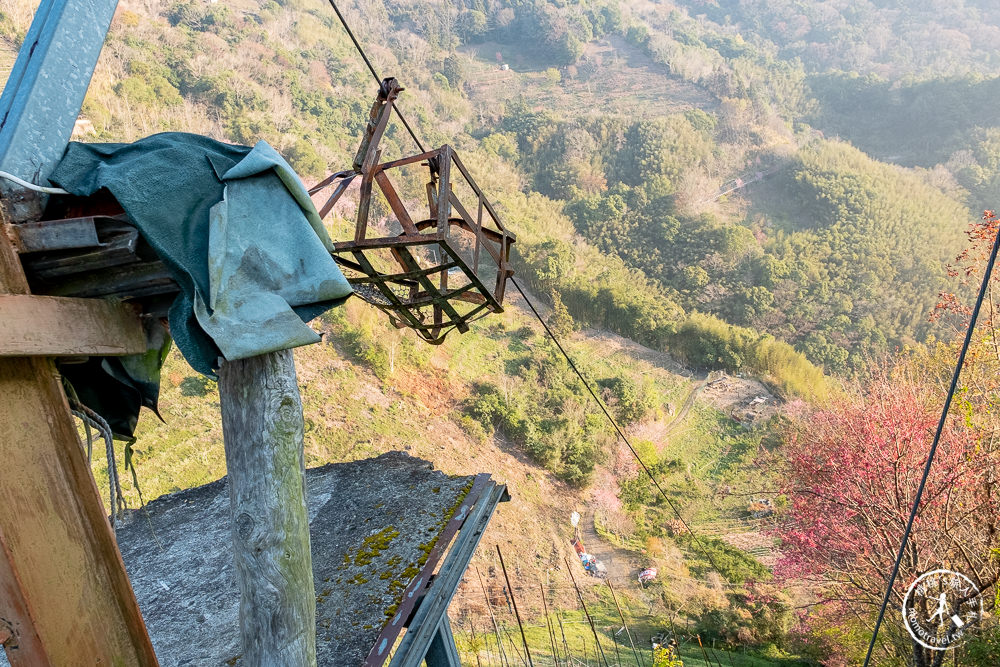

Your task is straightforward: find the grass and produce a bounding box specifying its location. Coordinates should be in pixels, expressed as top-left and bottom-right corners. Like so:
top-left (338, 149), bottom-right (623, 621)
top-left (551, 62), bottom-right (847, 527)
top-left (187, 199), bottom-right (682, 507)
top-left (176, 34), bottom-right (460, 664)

top-left (455, 588), bottom-right (806, 666)
top-left (90, 286), bottom-right (694, 506)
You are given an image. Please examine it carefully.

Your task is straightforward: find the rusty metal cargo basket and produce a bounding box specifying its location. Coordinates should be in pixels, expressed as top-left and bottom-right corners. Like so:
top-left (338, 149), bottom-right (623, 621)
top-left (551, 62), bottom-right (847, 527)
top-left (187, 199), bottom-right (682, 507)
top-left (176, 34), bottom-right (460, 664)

top-left (329, 145), bottom-right (515, 344)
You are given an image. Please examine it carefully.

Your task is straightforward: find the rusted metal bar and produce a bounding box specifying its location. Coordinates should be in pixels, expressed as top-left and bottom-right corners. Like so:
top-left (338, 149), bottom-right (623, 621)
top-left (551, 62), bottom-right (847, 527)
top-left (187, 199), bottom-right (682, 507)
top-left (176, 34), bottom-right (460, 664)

top-left (496, 546), bottom-right (533, 667)
top-left (334, 233), bottom-right (446, 251)
top-left (447, 194), bottom-right (506, 270)
top-left (349, 249), bottom-right (426, 331)
top-left (318, 174), bottom-right (356, 219)
top-left (474, 196), bottom-right (483, 275)
top-left (353, 78), bottom-right (402, 171)
top-left (372, 171), bottom-right (418, 234)
top-left (412, 216), bottom-right (508, 245)
top-left (606, 580), bottom-right (641, 667)
top-left (436, 145), bottom-right (452, 239)
top-left (392, 249), bottom-right (469, 332)
top-left (451, 152), bottom-right (510, 239)
top-left (307, 169), bottom-right (354, 196)
top-left (355, 153), bottom-right (379, 243)
top-left (348, 260), bottom-right (459, 285)
top-left (376, 149), bottom-right (442, 172)
top-left (565, 557), bottom-right (610, 667)
top-left (320, 82), bottom-right (516, 344)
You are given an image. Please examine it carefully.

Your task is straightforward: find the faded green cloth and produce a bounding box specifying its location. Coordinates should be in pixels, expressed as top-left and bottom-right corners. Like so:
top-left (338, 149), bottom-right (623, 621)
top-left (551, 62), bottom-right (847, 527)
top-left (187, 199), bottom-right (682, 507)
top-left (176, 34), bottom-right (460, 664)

top-left (51, 132), bottom-right (353, 377)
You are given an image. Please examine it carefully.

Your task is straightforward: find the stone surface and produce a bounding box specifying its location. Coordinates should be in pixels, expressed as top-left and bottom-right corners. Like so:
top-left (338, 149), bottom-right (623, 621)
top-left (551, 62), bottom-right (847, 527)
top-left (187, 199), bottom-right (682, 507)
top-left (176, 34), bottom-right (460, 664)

top-left (105, 452), bottom-right (471, 666)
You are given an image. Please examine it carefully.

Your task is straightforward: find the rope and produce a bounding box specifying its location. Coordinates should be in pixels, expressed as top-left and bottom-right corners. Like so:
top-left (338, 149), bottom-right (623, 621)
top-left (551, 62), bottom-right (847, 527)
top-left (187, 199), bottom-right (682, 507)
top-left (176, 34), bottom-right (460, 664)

top-left (325, 0), bottom-right (426, 154)
top-left (71, 404), bottom-right (126, 525)
top-left (323, 0), bottom-right (722, 575)
top-left (862, 218), bottom-right (1000, 665)
top-left (0, 170), bottom-right (68, 194)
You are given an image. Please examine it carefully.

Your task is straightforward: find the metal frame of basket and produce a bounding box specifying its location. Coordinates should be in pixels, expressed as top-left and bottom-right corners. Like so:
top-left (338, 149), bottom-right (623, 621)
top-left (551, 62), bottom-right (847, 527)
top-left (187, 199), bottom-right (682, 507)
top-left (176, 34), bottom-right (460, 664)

top-left (310, 78), bottom-right (516, 344)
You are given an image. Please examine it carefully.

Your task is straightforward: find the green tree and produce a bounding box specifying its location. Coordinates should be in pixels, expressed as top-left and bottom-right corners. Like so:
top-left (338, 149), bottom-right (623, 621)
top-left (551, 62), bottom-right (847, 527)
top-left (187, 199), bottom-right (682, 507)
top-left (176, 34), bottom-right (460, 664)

top-left (547, 289), bottom-right (576, 338)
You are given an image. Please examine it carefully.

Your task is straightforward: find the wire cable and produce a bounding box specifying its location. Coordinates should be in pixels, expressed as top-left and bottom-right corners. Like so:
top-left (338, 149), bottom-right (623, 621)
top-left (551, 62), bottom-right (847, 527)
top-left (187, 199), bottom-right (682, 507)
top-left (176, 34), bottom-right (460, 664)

top-left (324, 0), bottom-right (723, 575)
top-left (0, 170), bottom-right (68, 194)
top-left (862, 217), bottom-right (1000, 665)
top-left (325, 0), bottom-right (427, 154)
top-left (510, 277), bottom-right (723, 574)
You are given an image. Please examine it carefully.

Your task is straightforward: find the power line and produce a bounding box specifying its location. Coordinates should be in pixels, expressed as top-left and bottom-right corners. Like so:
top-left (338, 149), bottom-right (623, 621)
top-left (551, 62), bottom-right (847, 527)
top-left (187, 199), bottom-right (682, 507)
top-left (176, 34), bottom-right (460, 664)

top-left (324, 0), bottom-right (722, 576)
top-left (862, 217), bottom-right (1000, 665)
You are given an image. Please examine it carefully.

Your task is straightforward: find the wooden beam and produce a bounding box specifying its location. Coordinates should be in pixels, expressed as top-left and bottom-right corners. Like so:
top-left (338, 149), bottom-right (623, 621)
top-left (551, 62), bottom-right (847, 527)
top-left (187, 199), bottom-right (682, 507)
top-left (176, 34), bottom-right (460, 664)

top-left (0, 294), bottom-right (146, 356)
top-left (0, 2), bottom-right (156, 663)
top-left (218, 349), bottom-right (317, 667)
top-left (0, 357), bottom-right (159, 666)
top-left (388, 484), bottom-right (508, 667)
top-left (4, 216), bottom-right (101, 253)
top-left (0, 225), bottom-right (157, 667)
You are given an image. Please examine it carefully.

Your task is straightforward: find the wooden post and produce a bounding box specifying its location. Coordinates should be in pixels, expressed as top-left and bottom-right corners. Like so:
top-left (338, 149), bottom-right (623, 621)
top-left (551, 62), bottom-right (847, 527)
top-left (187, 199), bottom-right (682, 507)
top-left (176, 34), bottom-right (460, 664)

top-left (218, 349), bottom-right (317, 666)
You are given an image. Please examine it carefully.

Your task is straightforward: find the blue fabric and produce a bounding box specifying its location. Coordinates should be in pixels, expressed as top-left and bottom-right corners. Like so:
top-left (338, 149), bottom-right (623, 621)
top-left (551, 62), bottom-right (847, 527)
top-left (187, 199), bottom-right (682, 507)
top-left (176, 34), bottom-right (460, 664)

top-left (50, 132), bottom-right (353, 376)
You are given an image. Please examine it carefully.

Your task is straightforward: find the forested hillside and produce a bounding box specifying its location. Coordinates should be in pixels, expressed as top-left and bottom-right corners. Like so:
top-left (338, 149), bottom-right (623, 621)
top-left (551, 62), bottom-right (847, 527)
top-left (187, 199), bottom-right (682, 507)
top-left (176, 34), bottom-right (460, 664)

top-left (1, 0), bottom-right (998, 663)
top-left (4, 0), bottom-right (982, 376)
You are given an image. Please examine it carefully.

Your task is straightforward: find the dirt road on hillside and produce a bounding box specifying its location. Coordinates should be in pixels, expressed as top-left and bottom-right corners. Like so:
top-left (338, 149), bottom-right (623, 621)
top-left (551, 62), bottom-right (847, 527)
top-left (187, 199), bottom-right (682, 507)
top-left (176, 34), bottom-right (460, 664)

top-left (576, 509), bottom-right (640, 583)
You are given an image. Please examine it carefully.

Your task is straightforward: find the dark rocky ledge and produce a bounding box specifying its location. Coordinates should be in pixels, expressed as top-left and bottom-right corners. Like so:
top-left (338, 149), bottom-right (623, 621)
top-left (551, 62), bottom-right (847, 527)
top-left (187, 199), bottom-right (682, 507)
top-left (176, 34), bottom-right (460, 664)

top-left (112, 451), bottom-right (474, 666)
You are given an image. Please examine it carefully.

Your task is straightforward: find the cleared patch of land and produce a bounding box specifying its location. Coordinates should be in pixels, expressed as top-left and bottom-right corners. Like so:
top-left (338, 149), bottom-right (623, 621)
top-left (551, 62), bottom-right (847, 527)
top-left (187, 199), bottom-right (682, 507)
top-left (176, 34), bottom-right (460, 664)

top-left (462, 36), bottom-right (717, 119)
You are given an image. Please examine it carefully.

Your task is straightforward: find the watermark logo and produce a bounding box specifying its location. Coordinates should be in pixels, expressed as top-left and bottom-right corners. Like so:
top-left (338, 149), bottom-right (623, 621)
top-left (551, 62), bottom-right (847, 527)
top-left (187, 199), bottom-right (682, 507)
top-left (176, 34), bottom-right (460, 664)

top-left (902, 569), bottom-right (983, 651)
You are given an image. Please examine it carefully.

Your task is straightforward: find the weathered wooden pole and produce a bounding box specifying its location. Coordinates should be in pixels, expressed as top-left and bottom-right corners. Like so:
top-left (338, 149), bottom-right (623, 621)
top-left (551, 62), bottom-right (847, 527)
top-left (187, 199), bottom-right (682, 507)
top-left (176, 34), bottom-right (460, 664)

top-left (218, 349), bottom-right (317, 666)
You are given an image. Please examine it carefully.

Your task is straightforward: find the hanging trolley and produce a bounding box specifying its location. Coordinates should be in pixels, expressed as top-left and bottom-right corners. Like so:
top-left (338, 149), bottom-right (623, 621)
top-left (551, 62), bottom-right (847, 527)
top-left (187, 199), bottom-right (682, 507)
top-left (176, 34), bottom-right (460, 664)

top-left (310, 78), bottom-right (515, 344)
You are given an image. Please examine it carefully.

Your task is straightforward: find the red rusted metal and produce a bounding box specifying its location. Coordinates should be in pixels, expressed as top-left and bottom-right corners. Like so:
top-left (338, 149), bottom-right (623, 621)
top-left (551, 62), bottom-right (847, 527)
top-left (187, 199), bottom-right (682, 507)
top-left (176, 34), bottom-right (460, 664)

top-left (312, 81), bottom-right (516, 344)
top-left (361, 473), bottom-right (492, 666)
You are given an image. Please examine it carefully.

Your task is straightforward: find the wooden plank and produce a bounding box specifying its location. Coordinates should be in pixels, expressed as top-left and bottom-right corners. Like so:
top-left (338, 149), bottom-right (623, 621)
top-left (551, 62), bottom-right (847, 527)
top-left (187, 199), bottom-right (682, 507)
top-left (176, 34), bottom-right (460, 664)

top-left (0, 357), bottom-right (160, 666)
top-left (363, 475), bottom-right (492, 667)
top-left (6, 216), bottom-right (101, 253)
top-left (0, 227), bottom-right (158, 666)
top-left (0, 530), bottom-right (48, 660)
top-left (388, 484), bottom-right (508, 667)
top-left (39, 259), bottom-right (176, 299)
top-left (0, 228), bottom-right (29, 295)
top-left (0, 2), bottom-right (158, 663)
top-left (374, 170), bottom-right (417, 234)
top-left (0, 294), bottom-right (146, 356)
top-left (218, 349), bottom-right (317, 667)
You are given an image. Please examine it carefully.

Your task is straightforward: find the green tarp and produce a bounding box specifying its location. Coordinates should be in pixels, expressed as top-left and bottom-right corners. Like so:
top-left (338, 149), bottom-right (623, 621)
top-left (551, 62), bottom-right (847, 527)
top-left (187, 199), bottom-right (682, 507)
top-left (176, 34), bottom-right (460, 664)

top-left (50, 132), bottom-right (353, 434)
